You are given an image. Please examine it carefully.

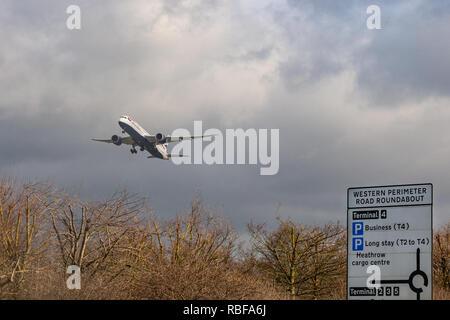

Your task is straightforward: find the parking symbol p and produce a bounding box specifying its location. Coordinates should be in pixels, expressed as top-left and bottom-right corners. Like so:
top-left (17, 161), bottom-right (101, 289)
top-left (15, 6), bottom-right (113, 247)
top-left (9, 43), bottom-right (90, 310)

top-left (352, 237), bottom-right (364, 251)
top-left (352, 222), bottom-right (364, 236)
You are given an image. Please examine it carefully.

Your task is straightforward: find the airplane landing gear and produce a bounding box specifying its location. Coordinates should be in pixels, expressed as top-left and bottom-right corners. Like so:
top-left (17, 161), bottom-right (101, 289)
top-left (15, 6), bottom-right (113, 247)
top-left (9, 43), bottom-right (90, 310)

top-left (130, 146), bottom-right (137, 154)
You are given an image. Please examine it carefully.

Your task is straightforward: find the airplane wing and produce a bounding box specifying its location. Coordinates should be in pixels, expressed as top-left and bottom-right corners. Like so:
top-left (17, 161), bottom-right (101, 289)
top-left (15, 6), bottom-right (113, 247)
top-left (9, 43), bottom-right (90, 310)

top-left (91, 136), bottom-right (135, 145)
top-left (143, 135), bottom-right (215, 144)
top-left (166, 134), bottom-right (216, 143)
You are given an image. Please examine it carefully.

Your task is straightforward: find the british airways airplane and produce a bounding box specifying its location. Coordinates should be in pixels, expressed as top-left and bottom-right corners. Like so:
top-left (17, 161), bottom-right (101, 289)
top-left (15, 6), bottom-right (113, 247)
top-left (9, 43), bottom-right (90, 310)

top-left (92, 115), bottom-right (212, 159)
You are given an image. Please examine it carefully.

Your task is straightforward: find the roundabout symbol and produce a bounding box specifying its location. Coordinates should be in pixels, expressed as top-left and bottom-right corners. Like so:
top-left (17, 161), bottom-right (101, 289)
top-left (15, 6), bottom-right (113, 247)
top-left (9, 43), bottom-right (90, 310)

top-left (374, 248), bottom-right (428, 300)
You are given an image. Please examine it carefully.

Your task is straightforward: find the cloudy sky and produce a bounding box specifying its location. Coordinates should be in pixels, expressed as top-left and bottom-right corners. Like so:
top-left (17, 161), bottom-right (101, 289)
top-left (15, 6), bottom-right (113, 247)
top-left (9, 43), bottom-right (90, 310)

top-left (1, 0), bottom-right (449, 232)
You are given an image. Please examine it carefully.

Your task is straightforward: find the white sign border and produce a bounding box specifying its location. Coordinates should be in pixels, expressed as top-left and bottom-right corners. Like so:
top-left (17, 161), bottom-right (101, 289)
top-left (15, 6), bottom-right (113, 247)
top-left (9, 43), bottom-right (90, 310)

top-left (346, 183), bottom-right (433, 300)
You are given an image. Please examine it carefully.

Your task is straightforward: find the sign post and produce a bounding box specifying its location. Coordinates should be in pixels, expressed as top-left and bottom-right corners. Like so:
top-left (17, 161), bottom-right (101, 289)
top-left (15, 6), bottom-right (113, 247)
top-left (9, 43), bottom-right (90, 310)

top-left (347, 183), bottom-right (433, 300)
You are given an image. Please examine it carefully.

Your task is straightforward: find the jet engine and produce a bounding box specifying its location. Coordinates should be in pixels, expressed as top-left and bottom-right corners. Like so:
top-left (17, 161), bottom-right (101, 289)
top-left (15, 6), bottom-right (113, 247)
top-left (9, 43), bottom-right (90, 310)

top-left (111, 135), bottom-right (122, 146)
top-left (155, 133), bottom-right (166, 143)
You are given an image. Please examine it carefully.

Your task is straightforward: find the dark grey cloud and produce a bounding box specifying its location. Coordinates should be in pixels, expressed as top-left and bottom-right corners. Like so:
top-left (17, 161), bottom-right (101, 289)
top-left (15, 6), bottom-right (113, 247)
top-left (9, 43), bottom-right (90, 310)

top-left (269, 0), bottom-right (450, 105)
top-left (0, 0), bottom-right (449, 235)
top-left (357, 6), bottom-right (450, 105)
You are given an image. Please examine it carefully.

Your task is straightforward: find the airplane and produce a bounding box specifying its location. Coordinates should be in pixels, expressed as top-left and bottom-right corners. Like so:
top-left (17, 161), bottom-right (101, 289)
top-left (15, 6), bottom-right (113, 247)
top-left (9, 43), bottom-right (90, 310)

top-left (92, 115), bottom-right (213, 160)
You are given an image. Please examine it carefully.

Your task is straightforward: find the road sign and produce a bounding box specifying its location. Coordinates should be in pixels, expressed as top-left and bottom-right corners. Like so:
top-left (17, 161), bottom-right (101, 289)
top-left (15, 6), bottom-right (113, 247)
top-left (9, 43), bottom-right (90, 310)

top-left (347, 183), bottom-right (433, 300)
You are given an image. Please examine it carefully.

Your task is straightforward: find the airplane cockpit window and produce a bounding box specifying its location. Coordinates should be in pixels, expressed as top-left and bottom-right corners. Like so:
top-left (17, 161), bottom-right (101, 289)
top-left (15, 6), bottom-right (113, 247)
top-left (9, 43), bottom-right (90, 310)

top-left (120, 115), bottom-right (133, 122)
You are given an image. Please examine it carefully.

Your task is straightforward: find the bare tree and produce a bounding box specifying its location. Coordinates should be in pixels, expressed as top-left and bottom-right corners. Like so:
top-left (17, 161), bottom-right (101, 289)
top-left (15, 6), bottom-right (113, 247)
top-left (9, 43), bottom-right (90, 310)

top-left (248, 217), bottom-right (345, 299)
top-left (297, 224), bottom-right (346, 299)
top-left (0, 179), bottom-right (57, 297)
top-left (434, 222), bottom-right (450, 290)
top-left (121, 195), bottom-right (283, 299)
top-left (49, 190), bottom-right (144, 297)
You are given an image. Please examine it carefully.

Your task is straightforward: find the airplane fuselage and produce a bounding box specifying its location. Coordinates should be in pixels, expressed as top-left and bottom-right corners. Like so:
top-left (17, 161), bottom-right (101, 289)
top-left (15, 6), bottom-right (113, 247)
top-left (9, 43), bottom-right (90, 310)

top-left (118, 115), bottom-right (168, 159)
